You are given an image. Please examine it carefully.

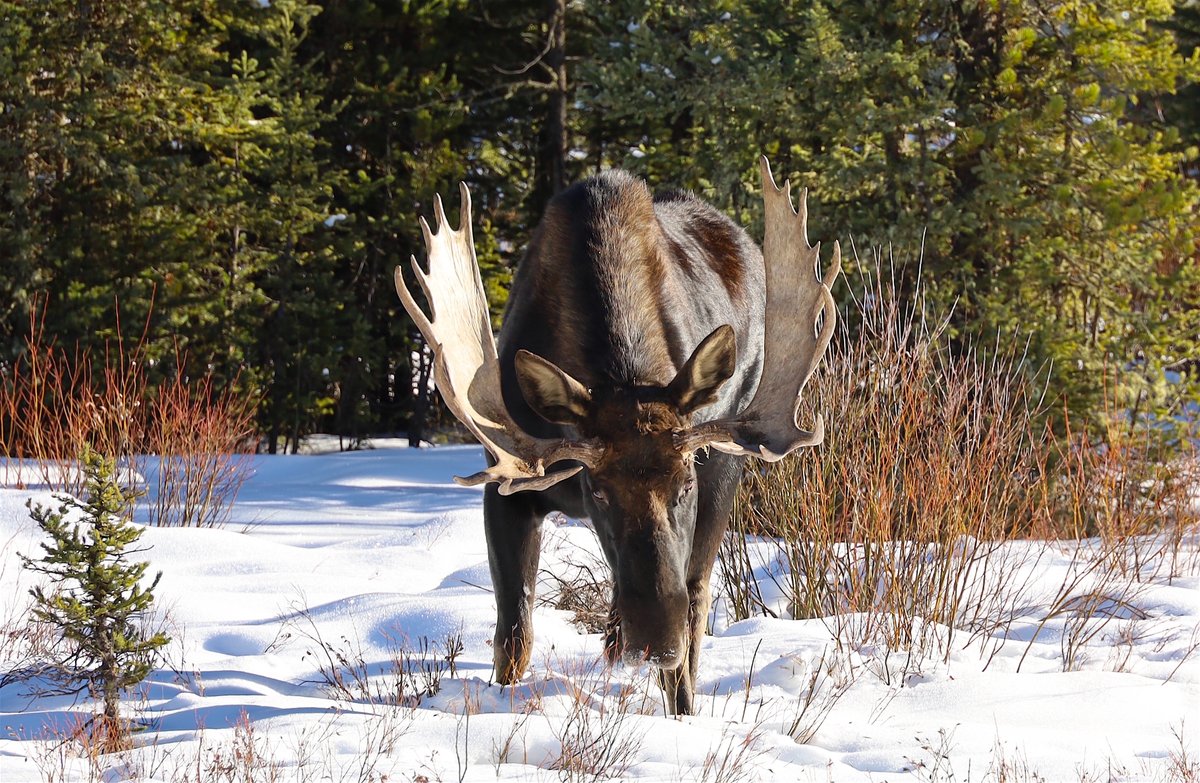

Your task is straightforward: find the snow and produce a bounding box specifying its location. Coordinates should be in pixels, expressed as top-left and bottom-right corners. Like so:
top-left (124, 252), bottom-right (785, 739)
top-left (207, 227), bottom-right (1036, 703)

top-left (1, 444), bottom-right (1197, 781)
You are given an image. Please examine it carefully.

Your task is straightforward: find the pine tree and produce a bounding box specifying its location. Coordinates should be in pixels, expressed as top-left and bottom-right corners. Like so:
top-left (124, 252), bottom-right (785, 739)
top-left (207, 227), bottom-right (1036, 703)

top-left (20, 445), bottom-right (169, 752)
top-left (306, 0), bottom-right (515, 443)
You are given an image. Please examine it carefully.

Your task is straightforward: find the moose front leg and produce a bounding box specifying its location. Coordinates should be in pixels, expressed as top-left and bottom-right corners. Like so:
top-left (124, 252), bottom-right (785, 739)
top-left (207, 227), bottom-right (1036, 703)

top-left (484, 485), bottom-right (543, 684)
top-left (659, 451), bottom-right (742, 715)
top-left (603, 596), bottom-right (623, 665)
top-left (657, 577), bottom-right (714, 715)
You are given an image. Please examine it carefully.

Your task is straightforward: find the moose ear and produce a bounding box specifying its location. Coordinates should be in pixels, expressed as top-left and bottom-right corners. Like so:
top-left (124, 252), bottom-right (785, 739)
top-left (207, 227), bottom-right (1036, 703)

top-left (514, 350), bottom-right (592, 426)
top-left (669, 325), bottom-right (737, 416)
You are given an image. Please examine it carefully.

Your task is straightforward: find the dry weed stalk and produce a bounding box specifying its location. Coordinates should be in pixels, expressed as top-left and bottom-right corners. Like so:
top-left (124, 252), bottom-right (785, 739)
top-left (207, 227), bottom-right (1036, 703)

top-left (25, 712), bottom-right (110, 783)
top-left (905, 726), bottom-right (960, 783)
top-left (0, 538), bottom-right (63, 688)
top-left (982, 738), bottom-right (1048, 783)
top-left (287, 600), bottom-right (461, 712)
top-left (694, 725), bottom-right (768, 783)
top-left (115, 710), bottom-right (402, 783)
top-left (538, 525), bottom-right (613, 634)
top-left (781, 647), bottom-right (854, 744)
top-left (1167, 723), bottom-right (1200, 783)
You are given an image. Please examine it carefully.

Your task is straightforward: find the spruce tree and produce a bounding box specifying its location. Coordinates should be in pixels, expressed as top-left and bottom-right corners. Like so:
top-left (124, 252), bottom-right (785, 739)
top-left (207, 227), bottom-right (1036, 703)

top-left (0, 0), bottom-right (236, 363)
top-left (20, 445), bottom-right (169, 752)
top-left (578, 0), bottom-right (1199, 430)
top-left (249, 0), bottom-right (348, 453)
top-left (306, 0), bottom-right (514, 442)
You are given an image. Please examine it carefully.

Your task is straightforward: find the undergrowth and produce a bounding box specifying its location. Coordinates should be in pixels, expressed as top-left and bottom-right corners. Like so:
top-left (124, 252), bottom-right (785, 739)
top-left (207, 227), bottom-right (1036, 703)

top-left (0, 300), bottom-right (256, 527)
top-left (719, 258), bottom-right (1199, 674)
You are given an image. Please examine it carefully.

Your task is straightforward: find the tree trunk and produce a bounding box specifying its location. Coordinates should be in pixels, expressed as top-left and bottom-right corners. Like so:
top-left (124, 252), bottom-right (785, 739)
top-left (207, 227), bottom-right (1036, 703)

top-left (408, 339), bottom-right (434, 448)
top-left (533, 0), bottom-right (568, 214)
top-left (948, 3), bottom-right (1006, 318)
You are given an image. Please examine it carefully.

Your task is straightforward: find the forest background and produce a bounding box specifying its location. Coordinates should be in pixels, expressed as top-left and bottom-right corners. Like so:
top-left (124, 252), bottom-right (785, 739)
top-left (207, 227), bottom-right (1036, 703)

top-left (2, 0), bottom-right (1198, 454)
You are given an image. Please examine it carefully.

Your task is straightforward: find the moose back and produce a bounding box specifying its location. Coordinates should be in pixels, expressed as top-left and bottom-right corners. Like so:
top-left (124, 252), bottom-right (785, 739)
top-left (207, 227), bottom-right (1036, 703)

top-left (395, 158), bottom-right (838, 715)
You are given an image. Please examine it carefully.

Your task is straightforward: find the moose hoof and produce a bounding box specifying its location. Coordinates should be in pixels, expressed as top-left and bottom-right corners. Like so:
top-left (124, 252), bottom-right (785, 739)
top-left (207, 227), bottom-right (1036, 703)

top-left (493, 637), bottom-right (532, 684)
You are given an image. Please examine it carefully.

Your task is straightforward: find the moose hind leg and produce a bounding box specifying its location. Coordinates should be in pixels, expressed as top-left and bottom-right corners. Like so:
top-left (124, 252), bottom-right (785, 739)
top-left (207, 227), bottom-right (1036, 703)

top-left (484, 485), bottom-right (543, 684)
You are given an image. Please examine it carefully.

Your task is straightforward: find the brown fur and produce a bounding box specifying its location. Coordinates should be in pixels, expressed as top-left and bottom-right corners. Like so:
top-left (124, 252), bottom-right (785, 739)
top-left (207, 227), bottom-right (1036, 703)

top-left (486, 168), bottom-right (767, 715)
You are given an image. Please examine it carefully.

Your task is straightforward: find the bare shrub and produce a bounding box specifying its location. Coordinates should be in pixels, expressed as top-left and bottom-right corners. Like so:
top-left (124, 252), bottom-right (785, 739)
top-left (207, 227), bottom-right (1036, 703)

top-left (547, 672), bottom-right (648, 782)
top-left (143, 365), bottom-right (257, 528)
top-left (0, 303), bottom-right (148, 494)
top-left (0, 300), bottom-right (256, 528)
top-left (1031, 396), bottom-right (1198, 566)
top-left (1015, 409), bottom-right (1198, 672)
top-left (726, 260), bottom-right (1048, 664)
top-left (720, 255), bottom-right (1199, 676)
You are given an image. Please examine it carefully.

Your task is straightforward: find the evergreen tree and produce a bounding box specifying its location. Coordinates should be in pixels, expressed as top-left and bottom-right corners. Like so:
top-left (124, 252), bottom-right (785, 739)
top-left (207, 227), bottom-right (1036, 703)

top-left (306, 0), bottom-right (515, 443)
top-left (0, 0), bottom-right (238, 363)
top-left (3, 0), bottom-right (1193, 444)
top-left (243, 0), bottom-right (348, 453)
top-left (1161, 0), bottom-right (1200, 161)
top-left (578, 0), bottom-right (1200, 428)
top-left (20, 446), bottom-right (169, 752)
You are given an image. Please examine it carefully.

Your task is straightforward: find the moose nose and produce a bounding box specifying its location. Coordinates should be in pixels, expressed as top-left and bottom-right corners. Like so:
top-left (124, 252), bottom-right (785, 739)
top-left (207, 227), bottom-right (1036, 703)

top-left (616, 586), bottom-right (689, 669)
top-left (622, 641), bottom-right (684, 669)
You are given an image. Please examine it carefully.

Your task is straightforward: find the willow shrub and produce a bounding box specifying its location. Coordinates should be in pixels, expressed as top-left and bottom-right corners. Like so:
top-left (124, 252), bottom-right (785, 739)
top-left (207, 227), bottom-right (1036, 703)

top-left (720, 260), bottom-right (1198, 667)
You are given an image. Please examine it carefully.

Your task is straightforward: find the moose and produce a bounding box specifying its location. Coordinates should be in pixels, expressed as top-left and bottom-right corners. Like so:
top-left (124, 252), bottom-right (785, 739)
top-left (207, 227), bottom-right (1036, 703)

top-left (395, 157), bottom-right (838, 715)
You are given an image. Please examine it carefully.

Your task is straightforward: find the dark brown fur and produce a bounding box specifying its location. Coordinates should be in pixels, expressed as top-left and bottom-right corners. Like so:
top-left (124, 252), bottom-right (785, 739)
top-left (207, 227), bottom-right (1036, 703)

top-left (484, 170), bottom-right (765, 714)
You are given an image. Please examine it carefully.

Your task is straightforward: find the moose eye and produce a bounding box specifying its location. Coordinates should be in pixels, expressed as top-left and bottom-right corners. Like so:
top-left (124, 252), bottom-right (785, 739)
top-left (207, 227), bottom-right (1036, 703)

top-left (674, 478), bottom-right (697, 507)
top-left (591, 488), bottom-right (608, 505)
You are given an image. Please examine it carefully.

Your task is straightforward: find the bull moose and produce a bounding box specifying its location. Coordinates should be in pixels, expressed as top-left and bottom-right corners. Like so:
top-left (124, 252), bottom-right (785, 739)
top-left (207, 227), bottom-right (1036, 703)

top-left (395, 157), bottom-right (838, 715)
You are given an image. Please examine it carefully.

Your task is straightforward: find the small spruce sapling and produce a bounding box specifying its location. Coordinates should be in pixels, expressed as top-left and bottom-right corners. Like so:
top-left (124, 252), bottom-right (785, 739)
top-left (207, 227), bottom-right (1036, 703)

top-left (19, 445), bottom-right (169, 751)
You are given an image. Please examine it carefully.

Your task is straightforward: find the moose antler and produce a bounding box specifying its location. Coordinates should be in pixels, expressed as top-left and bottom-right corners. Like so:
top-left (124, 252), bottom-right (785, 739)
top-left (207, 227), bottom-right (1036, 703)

top-left (675, 157), bottom-right (840, 460)
top-left (395, 184), bottom-right (600, 495)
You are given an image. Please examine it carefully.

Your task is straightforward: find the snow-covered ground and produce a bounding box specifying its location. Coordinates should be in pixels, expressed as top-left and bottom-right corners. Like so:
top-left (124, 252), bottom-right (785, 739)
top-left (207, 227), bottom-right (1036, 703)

top-left (1, 444), bottom-right (1197, 782)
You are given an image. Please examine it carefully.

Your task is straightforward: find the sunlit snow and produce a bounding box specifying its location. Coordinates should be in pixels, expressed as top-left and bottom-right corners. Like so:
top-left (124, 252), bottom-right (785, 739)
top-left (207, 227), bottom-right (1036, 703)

top-left (1, 443), bottom-right (1196, 781)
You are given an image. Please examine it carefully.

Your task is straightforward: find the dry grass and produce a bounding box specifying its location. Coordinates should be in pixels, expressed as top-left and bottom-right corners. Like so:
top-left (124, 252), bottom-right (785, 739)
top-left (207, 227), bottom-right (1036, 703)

top-left (285, 600), bottom-right (462, 711)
